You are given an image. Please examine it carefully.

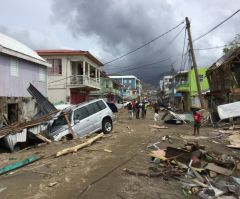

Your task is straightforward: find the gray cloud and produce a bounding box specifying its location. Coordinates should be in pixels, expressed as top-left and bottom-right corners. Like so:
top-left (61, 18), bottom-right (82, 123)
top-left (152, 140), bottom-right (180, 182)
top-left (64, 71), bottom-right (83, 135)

top-left (0, 26), bottom-right (60, 50)
top-left (50, 0), bottom-right (240, 85)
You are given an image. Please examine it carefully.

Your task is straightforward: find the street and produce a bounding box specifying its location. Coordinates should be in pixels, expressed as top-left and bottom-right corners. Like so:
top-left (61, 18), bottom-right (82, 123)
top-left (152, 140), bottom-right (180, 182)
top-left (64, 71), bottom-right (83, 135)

top-left (0, 109), bottom-right (238, 199)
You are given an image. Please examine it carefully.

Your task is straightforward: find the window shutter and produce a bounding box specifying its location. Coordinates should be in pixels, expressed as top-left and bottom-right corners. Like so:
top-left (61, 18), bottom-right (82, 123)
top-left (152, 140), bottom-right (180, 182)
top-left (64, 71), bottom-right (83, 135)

top-left (39, 68), bottom-right (46, 82)
top-left (10, 58), bottom-right (19, 77)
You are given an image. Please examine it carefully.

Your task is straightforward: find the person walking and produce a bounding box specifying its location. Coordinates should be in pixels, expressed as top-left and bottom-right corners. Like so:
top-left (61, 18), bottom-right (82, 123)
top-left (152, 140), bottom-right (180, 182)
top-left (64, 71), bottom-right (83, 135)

top-left (193, 110), bottom-right (201, 136)
top-left (141, 101), bottom-right (146, 119)
top-left (127, 102), bottom-right (133, 120)
top-left (135, 100), bottom-right (140, 119)
top-left (132, 100), bottom-right (136, 115)
top-left (153, 102), bottom-right (159, 123)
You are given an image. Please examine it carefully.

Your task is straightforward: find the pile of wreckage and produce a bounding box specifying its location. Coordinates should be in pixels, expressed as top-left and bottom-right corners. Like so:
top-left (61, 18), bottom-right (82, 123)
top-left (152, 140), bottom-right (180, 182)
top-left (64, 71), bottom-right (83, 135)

top-left (125, 141), bottom-right (240, 199)
top-left (0, 84), bottom-right (76, 152)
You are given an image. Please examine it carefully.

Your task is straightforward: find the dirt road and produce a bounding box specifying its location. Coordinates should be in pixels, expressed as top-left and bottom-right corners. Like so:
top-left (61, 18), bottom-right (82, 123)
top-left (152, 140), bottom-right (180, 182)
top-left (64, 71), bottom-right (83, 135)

top-left (0, 109), bottom-right (239, 199)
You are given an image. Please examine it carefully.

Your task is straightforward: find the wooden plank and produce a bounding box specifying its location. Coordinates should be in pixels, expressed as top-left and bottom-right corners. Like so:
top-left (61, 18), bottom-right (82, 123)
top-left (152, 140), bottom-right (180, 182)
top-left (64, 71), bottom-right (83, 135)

top-left (205, 163), bottom-right (233, 176)
top-left (36, 134), bottom-right (52, 144)
top-left (149, 124), bottom-right (168, 129)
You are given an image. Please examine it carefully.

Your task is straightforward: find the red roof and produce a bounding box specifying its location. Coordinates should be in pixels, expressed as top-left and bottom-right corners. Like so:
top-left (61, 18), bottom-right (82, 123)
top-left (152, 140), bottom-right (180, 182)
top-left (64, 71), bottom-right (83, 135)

top-left (36, 49), bottom-right (103, 66)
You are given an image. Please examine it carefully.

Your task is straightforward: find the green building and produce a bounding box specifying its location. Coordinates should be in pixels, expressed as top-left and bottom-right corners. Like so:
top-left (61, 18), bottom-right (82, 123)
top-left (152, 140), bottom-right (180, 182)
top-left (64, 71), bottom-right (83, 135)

top-left (175, 68), bottom-right (209, 111)
top-left (89, 74), bottom-right (121, 102)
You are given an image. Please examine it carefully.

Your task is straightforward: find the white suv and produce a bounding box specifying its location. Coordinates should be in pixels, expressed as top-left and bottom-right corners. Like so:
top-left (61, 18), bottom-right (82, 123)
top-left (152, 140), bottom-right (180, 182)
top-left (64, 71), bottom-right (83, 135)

top-left (48, 99), bottom-right (114, 141)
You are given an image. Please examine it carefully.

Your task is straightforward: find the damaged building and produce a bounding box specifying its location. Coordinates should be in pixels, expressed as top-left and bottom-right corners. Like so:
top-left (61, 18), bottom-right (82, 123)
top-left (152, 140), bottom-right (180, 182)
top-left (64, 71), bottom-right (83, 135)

top-left (0, 33), bottom-right (51, 125)
top-left (206, 47), bottom-right (240, 119)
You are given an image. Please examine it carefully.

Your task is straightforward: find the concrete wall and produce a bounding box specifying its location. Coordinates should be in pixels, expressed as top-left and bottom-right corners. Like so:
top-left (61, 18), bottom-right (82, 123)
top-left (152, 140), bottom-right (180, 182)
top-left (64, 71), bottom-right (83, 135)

top-left (0, 53), bottom-right (47, 97)
top-left (48, 88), bottom-right (67, 104)
top-left (0, 96), bottom-right (38, 122)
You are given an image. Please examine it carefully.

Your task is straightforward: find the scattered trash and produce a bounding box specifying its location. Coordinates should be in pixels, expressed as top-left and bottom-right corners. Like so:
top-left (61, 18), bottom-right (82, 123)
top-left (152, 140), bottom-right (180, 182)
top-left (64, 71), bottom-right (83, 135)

top-left (0, 187), bottom-right (7, 193)
top-left (104, 149), bottom-right (112, 153)
top-left (48, 182), bottom-right (58, 187)
top-left (180, 135), bottom-right (209, 140)
top-left (227, 134), bottom-right (240, 149)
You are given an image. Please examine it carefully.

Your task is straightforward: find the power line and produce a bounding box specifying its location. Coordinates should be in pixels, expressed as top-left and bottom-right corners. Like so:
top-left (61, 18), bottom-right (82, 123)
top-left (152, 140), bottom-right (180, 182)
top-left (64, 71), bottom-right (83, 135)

top-left (108, 57), bottom-right (171, 75)
top-left (193, 9), bottom-right (240, 42)
top-left (105, 26), bottom-right (185, 70)
top-left (103, 21), bottom-right (185, 65)
top-left (194, 43), bottom-right (240, 51)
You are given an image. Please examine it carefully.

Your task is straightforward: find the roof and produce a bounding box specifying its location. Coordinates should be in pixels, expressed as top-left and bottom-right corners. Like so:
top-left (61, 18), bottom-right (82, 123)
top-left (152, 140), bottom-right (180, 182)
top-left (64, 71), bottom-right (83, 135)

top-left (109, 75), bottom-right (140, 81)
top-left (36, 49), bottom-right (103, 66)
top-left (0, 32), bottom-right (50, 67)
top-left (207, 47), bottom-right (240, 73)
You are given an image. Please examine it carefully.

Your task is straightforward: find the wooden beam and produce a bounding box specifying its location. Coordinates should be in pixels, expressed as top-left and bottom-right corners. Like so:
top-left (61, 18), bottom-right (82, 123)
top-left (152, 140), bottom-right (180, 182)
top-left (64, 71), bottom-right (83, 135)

top-left (63, 112), bottom-right (78, 139)
top-left (56, 133), bottom-right (104, 157)
top-left (35, 134), bottom-right (52, 144)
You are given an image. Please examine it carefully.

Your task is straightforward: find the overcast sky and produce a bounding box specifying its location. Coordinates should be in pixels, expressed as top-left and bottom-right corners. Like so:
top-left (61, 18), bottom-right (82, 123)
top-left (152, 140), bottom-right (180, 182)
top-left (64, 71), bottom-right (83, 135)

top-left (0, 0), bottom-right (239, 85)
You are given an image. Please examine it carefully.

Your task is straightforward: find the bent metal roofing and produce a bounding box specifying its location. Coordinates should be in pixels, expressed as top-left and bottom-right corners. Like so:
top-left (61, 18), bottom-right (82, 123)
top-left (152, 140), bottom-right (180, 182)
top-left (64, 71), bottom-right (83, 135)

top-left (36, 49), bottom-right (104, 66)
top-left (0, 32), bottom-right (50, 67)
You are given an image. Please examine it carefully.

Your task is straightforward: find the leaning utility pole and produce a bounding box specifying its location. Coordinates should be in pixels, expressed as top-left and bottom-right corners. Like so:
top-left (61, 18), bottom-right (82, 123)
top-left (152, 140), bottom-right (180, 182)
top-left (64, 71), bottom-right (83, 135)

top-left (185, 17), bottom-right (204, 109)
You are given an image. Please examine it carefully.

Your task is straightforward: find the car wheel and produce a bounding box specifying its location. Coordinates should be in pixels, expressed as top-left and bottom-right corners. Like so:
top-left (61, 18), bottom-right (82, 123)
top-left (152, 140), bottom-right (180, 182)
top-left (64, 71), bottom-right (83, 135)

top-left (102, 118), bottom-right (113, 134)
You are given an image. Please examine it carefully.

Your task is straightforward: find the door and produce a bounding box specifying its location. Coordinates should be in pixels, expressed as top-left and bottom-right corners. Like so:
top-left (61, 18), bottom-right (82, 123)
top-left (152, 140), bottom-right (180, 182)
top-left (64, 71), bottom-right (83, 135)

top-left (86, 102), bottom-right (102, 131)
top-left (70, 89), bottom-right (87, 104)
top-left (73, 106), bottom-right (93, 137)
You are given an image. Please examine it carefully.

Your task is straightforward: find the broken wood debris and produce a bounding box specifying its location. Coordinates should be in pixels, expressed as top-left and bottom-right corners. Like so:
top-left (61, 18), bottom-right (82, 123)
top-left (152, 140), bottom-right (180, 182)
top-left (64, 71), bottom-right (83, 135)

top-left (35, 133), bottom-right (52, 144)
top-left (149, 124), bottom-right (168, 129)
top-left (56, 133), bottom-right (104, 157)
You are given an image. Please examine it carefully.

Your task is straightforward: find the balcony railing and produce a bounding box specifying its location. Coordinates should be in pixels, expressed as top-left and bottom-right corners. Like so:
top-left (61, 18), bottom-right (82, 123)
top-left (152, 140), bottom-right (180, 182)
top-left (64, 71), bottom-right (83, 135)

top-left (176, 81), bottom-right (189, 92)
top-left (68, 75), bottom-right (100, 89)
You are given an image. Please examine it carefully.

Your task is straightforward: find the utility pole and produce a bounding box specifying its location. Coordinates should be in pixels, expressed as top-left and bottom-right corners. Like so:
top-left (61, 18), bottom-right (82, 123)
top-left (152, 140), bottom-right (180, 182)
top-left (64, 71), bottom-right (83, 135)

top-left (185, 17), bottom-right (204, 109)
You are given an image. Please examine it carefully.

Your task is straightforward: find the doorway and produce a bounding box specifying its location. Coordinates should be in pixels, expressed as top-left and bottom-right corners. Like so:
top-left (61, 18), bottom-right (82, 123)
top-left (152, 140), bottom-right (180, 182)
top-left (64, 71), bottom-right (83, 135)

top-left (8, 103), bottom-right (18, 124)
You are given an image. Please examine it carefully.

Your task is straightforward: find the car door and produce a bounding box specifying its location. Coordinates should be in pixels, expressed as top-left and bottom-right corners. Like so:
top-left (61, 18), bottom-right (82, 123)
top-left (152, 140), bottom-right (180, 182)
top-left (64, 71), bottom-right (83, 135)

top-left (85, 102), bottom-right (100, 131)
top-left (73, 106), bottom-right (93, 137)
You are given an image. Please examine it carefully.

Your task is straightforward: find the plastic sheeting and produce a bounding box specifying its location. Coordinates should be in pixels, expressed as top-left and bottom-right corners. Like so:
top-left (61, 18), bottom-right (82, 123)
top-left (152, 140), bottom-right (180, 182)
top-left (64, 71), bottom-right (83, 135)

top-left (217, 101), bottom-right (240, 120)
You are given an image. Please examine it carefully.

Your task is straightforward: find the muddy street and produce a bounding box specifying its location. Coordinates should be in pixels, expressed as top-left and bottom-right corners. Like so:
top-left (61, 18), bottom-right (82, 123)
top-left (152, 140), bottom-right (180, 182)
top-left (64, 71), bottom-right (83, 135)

top-left (0, 109), bottom-right (239, 199)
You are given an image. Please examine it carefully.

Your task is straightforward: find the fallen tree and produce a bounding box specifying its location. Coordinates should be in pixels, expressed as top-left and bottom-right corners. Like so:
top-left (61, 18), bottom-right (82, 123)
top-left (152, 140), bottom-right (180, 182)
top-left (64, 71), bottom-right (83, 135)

top-left (56, 133), bottom-right (104, 157)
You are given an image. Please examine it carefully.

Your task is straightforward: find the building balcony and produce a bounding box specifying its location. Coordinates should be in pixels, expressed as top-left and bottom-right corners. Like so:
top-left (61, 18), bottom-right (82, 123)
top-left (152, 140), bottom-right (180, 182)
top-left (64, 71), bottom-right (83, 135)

top-left (176, 82), bottom-right (190, 92)
top-left (67, 75), bottom-right (100, 90)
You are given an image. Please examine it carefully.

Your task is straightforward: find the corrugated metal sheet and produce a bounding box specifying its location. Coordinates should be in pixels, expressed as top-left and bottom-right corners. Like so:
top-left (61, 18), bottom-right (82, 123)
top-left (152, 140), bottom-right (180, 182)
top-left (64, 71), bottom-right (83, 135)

top-left (3, 129), bottom-right (27, 152)
top-left (27, 83), bottom-right (57, 117)
top-left (0, 33), bottom-right (46, 62)
top-left (28, 124), bottom-right (48, 135)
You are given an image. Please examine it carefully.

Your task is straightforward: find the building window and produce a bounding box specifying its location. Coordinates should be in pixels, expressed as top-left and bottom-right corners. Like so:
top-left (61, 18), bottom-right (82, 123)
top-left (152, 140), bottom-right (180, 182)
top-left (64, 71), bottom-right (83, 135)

top-left (10, 58), bottom-right (19, 77)
top-left (199, 75), bottom-right (204, 82)
top-left (47, 59), bottom-right (62, 75)
top-left (124, 79), bottom-right (127, 84)
top-left (129, 79), bottom-right (132, 84)
top-left (39, 68), bottom-right (46, 82)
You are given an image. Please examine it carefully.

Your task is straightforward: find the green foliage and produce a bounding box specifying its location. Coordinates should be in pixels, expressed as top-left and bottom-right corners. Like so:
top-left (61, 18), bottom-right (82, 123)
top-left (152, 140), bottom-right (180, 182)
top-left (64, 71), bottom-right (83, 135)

top-left (223, 34), bottom-right (240, 54)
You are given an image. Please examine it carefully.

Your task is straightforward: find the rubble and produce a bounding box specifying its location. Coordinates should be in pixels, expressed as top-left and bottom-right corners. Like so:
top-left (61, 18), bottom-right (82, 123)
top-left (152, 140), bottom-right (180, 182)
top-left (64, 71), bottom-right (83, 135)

top-left (124, 139), bottom-right (240, 198)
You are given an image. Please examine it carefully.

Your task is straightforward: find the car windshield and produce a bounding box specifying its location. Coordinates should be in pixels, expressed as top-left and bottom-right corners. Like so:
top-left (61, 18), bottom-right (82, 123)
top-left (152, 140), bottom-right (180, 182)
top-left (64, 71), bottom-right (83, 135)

top-left (52, 111), bottom-right (72, 127)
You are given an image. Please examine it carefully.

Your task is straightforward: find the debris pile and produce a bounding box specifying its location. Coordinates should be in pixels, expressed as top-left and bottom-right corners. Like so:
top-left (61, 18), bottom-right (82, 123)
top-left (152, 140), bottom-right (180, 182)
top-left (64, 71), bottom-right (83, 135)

top-left (125, 142), bottom-right (240, 198)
